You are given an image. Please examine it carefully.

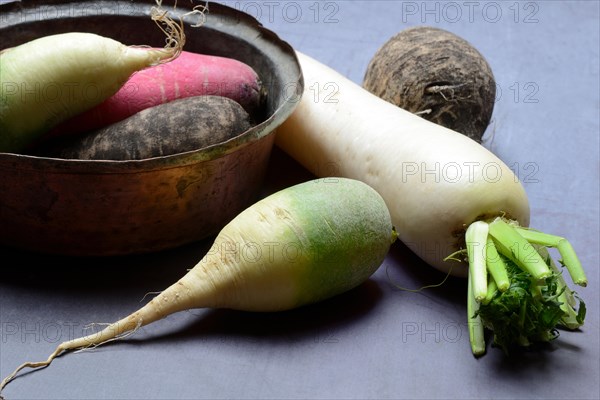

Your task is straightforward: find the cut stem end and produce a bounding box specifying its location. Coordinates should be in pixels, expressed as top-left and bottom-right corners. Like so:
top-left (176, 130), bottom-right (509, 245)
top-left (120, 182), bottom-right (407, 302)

top-left (460, 217), bottom-right (588, 356)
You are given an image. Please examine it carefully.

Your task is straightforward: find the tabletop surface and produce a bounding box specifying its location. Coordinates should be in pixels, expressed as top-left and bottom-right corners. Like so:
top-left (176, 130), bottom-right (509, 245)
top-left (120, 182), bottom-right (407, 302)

top-left (1, 1), bottom-right (599, 399)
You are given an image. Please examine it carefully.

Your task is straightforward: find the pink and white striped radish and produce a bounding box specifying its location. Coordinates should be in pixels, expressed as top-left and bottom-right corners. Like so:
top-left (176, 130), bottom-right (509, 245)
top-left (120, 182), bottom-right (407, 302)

top-left (276, 51), bottom-right (587, 355)
top-left (42, 51), bottom-right (264, 140)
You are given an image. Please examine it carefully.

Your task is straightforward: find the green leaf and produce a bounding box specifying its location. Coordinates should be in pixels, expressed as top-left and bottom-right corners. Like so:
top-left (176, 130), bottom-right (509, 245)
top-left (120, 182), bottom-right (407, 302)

top-left (576, 299), bottom-right (586, 325)
top-left (476, 255), bottom-right (583, 354)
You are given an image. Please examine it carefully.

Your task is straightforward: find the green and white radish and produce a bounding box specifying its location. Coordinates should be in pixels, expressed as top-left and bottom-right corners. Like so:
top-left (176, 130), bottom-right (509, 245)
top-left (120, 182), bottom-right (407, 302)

top-left (276, 52), bottom-right (587, 355)
top-left (0, 178), bottom-right (395, 393)
top-left (0, 3), bottom-right (194, 153)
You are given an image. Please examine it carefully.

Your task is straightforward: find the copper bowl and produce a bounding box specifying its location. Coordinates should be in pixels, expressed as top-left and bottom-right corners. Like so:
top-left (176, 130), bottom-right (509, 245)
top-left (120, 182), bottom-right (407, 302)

top-left (0, 1), bottom-right (303, 255)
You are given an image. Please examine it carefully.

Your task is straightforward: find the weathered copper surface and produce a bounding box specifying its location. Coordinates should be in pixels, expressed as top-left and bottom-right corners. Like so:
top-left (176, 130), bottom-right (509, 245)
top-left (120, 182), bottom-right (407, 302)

top-left (0, 1), bottom-right (303, 255)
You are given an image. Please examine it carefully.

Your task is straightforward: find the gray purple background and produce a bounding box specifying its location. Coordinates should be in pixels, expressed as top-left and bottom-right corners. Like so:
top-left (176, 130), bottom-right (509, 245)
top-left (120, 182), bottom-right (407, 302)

top-left (1, 1), bottom-right (599, 399)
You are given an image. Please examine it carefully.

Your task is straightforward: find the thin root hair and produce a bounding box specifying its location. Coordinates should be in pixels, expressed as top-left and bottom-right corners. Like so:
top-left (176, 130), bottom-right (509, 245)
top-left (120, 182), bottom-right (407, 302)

top-left (385, 263), bottom-right (453, 293)
top-left (149, 0), bottom-right (207, 64)
top-left (75, 319), bottom-right (143, 354)
top-left (0, 319), bottom-right (143, 394)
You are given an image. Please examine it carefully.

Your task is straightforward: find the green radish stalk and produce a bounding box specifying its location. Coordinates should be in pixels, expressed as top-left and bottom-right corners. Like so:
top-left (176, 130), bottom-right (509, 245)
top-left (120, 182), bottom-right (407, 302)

top-left (0, 178), bottom-right (396, 393)
top-left (0, 2), bottom-right (197, 153)
top-left (275, 51), bottom-right (587, 356)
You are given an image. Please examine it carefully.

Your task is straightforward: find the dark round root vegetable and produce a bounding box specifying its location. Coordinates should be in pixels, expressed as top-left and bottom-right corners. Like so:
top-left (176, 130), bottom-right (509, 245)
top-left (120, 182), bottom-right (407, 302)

top-left (363, 26), bottom-right (496, 142)
top-left (36, 96), bottom-right (254, 160)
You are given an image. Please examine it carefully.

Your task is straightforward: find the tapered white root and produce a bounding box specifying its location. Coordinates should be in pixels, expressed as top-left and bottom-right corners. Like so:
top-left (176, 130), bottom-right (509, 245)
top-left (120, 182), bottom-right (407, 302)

top-left (0, 311), bottom-right (145, 392)
top-left (1, 347), bottom-right (64, 392)
top-left (0, 269), bottom-right (207, 393)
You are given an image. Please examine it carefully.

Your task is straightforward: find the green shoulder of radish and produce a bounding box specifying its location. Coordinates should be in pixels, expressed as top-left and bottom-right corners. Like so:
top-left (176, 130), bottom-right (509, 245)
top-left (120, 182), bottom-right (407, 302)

top-left (275, 51), bottom-right (587, 356)
top-left (0, 178), bottom-right (396, 394)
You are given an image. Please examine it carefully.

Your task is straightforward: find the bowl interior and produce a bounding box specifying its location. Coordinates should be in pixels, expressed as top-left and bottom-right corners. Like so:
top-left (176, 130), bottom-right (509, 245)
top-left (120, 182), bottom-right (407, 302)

top-left (0, 0), bottom-right (303, 169)
top-left (0, 1), bottom-right (303, 255)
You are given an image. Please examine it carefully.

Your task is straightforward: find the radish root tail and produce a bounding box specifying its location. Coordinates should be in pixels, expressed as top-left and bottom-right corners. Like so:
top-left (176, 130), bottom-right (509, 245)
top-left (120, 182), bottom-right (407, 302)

top-left (76, 320), bottom-right (142, 352)
top-left (0, 346), bottom-right (63, 394)
top-left (0, 320), bottom-right (143, 394)
top-left (149, 0), bottom-right (207, 64)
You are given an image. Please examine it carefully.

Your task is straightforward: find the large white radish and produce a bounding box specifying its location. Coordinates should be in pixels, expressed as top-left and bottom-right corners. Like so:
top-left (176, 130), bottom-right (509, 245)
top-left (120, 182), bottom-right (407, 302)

top-left (278, 52), bottom-right (528, 275)
top-left (276, 52), bottom-right (587, 355)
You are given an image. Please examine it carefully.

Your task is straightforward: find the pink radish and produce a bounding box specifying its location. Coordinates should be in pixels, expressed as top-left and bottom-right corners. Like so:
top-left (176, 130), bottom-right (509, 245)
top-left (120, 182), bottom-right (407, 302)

top-left (43, 51), bottom-right (264, 139)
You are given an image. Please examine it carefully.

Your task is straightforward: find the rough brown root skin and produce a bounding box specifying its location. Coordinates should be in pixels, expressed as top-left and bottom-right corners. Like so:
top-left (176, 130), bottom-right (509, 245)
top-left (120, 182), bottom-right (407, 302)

top-left (34, 96), bottom-right (254, 160)
top-left (363, 26), bottom-right (496, 143)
